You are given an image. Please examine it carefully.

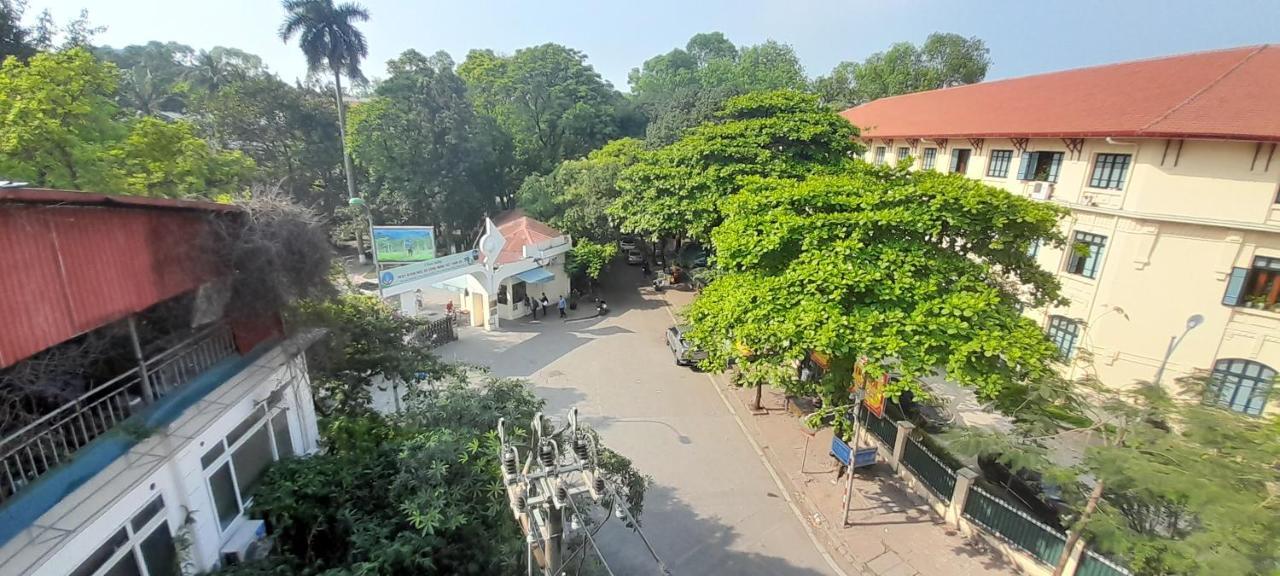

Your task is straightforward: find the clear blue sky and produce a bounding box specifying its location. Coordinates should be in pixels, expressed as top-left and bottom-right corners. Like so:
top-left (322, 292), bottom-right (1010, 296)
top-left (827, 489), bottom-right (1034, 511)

top-left (25, 0), bottom-right (1280, 90)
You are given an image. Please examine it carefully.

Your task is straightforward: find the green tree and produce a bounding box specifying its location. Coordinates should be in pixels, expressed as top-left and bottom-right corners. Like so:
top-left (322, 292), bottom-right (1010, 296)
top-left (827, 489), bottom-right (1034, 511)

top-left (279, 0), bottom-right (370, 258)
top-left (0, 48), bottom-right (122, 189)
top-left (685, 164), bottom-right (1067, 412)
top-left (565, 240), bottom-right (618, 289)
top-left (95, 41), bottom-right (195, 114)
top-left (950, 375), bottom-right (1280, 576)
top-left (347, 49), bottom-right (512, 246)
top-left (111, 117), bottom-right (255, 198)
top-left (517, 137), bottom-right (643, 242)
top-left (0, 0), bottom-right (36, 61)
top-left (459, 44), bottom-right (635, 176)
top-left (610, 90), bottom-right (860, 244)
top-left (816, 33), bottom-right (990, 107)
top-left (289, 293), bottom-right (444, 417)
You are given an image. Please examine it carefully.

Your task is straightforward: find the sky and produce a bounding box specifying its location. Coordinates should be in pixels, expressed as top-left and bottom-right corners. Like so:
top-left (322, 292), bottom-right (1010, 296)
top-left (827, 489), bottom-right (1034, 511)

top-left (22, 0), bottom-right (1280, 90)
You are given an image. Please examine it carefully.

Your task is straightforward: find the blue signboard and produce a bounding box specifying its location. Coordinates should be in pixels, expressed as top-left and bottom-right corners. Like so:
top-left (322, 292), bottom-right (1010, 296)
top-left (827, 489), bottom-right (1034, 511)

top-left (831, 437), bottom-right (878, 469)
top-left (854, 447), bottom-right (877, 468)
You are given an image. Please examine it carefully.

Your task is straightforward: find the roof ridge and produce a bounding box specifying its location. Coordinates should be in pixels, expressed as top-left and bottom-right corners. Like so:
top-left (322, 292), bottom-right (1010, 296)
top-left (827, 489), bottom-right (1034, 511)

top-left (1139, 44), bottom-right (1268, 133)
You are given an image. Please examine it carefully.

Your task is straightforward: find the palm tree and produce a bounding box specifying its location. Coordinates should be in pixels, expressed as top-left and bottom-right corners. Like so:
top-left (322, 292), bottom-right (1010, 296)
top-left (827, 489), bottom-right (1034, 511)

top-left (279, 0), bottom-right (370, 262)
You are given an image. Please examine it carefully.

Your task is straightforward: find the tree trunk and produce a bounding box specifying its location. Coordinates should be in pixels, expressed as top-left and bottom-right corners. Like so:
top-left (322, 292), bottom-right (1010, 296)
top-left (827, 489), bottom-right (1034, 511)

top-left (753, 383), bottom-right (763, 411)
top-left (1053, 479), bottom-right (1105, 576)
top-left (333, 71), bottom-right (367, 265)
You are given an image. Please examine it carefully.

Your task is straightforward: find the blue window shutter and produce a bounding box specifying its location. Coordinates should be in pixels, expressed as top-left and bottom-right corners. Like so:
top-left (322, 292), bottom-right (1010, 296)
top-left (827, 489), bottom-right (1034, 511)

top-left (1018, 152), bottom-right (1035, 180)
top-left (1222, 267), bottom-right (1249, 306)
top-left (1048, 153), bottom-right (1063, 182)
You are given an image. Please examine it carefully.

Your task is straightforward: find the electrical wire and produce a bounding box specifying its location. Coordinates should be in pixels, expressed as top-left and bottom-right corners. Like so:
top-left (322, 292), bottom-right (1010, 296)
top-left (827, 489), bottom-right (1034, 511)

top-left (566, 496), bottom-right (616, 576)
top-left (558, 497), bottom-right (613, 572)
top-left (602, 481), bottom-right (671, 575)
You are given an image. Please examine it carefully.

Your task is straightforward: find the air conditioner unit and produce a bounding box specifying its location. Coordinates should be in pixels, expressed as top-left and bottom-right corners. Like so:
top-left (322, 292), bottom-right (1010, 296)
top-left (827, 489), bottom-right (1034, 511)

top-left (1030, 182), bottom-right (1054, 200)
top-left (220, 519), bottom-right (271, 567)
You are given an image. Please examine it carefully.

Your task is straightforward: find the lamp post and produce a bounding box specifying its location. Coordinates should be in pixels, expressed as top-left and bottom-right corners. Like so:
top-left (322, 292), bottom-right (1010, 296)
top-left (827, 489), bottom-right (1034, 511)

top-left (1153, 314), bottom-right (1204, 386)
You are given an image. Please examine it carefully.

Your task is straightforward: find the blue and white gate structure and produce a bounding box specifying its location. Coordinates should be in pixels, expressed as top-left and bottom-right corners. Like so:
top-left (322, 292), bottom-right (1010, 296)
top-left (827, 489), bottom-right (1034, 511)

top-left (378, 217), bottom-right (572, 330)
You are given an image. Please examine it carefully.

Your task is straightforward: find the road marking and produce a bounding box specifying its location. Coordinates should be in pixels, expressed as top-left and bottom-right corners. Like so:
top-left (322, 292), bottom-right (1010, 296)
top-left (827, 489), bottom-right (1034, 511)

top-left (657, 294), bottom-right (851, 576)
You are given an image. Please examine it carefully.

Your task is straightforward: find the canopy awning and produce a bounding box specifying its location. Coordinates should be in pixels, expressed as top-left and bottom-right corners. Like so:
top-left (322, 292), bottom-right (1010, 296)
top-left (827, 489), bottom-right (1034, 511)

top-left (514, 267), bottom-right (556, 284)
top-left (431, 275), bottom-right (470, 293)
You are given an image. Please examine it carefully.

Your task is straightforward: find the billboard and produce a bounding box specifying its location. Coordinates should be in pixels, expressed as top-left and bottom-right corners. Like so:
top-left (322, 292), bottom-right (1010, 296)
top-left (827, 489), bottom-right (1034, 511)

top-left (379, 249), bottom-right (480, 291)
top-left (372, 226), bottom-right (435, 263)
top-left (853, 358), bottom-right (888, 418)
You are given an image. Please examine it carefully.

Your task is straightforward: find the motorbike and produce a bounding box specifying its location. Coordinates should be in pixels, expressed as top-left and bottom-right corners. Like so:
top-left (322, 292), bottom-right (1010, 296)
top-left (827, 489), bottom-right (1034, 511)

top-left (596, 299), bottom-right (609, 315)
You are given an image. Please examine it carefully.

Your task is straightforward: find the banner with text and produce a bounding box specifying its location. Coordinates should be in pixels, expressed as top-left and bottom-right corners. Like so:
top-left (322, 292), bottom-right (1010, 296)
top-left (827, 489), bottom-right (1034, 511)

top-left (379, 249), bottom-right (480, 290)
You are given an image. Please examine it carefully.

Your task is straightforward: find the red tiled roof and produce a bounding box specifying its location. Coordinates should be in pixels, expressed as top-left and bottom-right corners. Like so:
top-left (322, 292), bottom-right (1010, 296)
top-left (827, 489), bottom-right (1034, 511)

top-left (840, 45), bottom-right (1280, 142)
top-left (491, 210), bottom-right (564, 265)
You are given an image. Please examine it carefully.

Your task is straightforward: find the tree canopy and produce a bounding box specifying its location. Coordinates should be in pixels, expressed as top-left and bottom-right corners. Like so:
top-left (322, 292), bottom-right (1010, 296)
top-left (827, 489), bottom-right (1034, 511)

top-left (610, 90), bottom-right (860, 243)
top-left (459, 44), bottom-right (639, 177)
top-left (814, 32), bottom-right (990, 109)
top-left (517, 137), bottom-right (643, 243)
top-left (685, 164), bottom-right (1068, 408)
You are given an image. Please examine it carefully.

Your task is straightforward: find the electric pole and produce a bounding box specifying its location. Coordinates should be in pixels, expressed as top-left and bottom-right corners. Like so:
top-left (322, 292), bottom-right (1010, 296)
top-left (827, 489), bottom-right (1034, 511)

top-left (498, 408), bottom-right (607, 576)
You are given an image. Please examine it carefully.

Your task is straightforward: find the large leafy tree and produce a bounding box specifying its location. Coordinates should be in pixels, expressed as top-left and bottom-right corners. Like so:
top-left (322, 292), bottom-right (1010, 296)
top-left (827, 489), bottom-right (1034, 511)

top-left (628, 33), bottom-right (808, 146)
top-left (111, 116), bottom-right (255, 198)
top-left (459, 44), bottom-right (635, 177)
top-left (347, 50), bottom-right (512, 245)
top-left (0, 0), bottom-right (36, 61)
top-left (610, 90), bottom-right (859, 244)
top-left (517, 137), bottom-right (643, 243)
top-left (815, 32), bottom-right (990, 108)
top-left (685, 165), bottom-right (1068, 411)
top-left (279, 0), bottom-right (370, 257)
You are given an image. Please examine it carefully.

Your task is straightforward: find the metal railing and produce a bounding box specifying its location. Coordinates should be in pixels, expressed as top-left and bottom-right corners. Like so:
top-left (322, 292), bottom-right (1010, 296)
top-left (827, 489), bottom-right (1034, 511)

top-left (413, 317), bottom-right (457, 350)
top-left (900, 437), bottom-right (957, 501)
top-left (865, 410), bottom-right (898, 447)
top-left (1076, 549), bottom-right (1133, 576)
top-left (963, 486), bottom-right (1067, 566)
top-left (0, 324), bottom-right (236, 504)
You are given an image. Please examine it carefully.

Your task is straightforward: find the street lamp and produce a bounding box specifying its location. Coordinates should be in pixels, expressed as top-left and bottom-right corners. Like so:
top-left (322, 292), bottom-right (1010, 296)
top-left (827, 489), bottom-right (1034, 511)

top-left (1153, 313), bottom-right (1204, 385)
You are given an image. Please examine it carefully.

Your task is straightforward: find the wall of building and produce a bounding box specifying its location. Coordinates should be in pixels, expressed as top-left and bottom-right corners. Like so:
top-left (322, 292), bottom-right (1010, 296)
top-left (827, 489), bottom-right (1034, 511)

top-left (864, 136), bottom-right (1280, 415)
top-left (7, 347), bottom-right (320, 576)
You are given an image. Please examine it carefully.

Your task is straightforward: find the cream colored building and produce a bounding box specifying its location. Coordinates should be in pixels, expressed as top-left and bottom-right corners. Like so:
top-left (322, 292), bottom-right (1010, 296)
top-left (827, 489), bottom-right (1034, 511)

top-left (843, 45), bottom-right (1280, 416)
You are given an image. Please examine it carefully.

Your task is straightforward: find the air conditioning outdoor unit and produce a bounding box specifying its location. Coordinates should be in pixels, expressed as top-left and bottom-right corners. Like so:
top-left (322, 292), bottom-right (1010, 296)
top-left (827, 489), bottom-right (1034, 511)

top-left (1030, 182), bottom-right (1054, 200)
top-left (221, 519), bottom-right (272, 567)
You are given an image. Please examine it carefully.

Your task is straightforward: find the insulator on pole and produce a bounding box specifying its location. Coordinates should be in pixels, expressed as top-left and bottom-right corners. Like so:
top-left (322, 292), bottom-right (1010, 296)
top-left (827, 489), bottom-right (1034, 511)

top-left (573, 439), bottom-right (590, 461)
top-left (539, 442), bottom-right (556, 467)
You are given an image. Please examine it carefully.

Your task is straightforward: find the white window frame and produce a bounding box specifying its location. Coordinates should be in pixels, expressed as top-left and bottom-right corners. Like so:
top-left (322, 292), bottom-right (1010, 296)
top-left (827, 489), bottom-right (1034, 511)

top-left (74, 496), bottom-right (173, 576)
top-left (202, 405), bottom-right (293, 535)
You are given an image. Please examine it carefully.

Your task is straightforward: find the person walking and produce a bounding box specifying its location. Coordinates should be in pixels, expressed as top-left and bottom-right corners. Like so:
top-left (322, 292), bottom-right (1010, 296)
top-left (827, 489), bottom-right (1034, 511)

top-left (531, 297), bottom-right (540, 319)
top-left (558, 295), bottom-right (567, 319)
top-left (540, 293), bottom-right (550, 314)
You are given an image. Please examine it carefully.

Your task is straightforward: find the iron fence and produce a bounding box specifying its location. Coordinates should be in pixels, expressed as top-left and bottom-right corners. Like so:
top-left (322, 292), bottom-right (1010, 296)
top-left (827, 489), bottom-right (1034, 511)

top-left (414, 317), bottom-right (458, 350)
top-left (0, 324), bottom-right (236, 504)
top-left (963, 485), bottom-right (1067, 566)
top-left (865, 410), bottom-right (898, 447)
top-left (900, 436), bottom-right (957, 500)
top-left (1076, 549), bottom-right (1133, 576)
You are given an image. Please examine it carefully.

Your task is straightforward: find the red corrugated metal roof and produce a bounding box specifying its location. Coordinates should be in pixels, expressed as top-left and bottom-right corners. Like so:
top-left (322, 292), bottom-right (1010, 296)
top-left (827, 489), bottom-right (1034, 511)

top-left (0, 200), bottom-right (227, 367)
top-left (491, 211), bottom-right (564, 265)
top-left (840, 45), bottom-right (1280, 142)
top-left (0, 187), bottom-right (241, 213)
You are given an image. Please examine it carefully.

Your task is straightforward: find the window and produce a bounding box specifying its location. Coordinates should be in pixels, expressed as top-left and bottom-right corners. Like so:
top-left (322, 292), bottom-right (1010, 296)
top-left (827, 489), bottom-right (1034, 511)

top-left (1018, 151), bottom-right (1064, 182)
top-left (922, 148), bottom-right (937, 170)
top-left (1066, 231), bottom-right (1107, 279)
top-left (1208, 359), bottom-right (1275, 416)
top-left (896, 147), bottom-right (910, 163)
top-left (71, 497), bottom-right (175, 576)
top-left (203, 407), bottom-right (293, 532)
top-left (874, 146), bottom-right (886, 165)
top-left (1047, 316), bottom-right (1079, 360)
top-left (1223, 256), bottom-right (1280, 311)
top-left (511, 281), bottom-right (527, 309)
top-left (1027, 240), bottom-right (1040, 259)
top-left (987, 150), bottom-right (1013, 178)
top-left (1089, 153), bottom-right (1131, 189)
top-left (950, 149), bottom-right (971, 174)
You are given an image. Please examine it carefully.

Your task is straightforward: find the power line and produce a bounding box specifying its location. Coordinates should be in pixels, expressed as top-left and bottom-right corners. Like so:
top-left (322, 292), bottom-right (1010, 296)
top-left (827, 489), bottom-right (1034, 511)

top-left (602, 480), bottom-right (671, 575)
top-left (566, 495), bottom-right (616, 576)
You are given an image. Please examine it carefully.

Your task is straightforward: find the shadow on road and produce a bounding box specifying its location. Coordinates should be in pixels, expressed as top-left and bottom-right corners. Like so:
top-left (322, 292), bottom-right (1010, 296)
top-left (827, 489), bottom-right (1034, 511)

top-left (594, 484), bottom-right (832, 576)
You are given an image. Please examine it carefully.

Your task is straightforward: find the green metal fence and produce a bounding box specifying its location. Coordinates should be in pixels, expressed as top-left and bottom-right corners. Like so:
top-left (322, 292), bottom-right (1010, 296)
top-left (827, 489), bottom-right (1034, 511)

top-left (963, 486), bottom-right (1067, 566)
top-left (865, 410), bottom-right (898, 447)
top-left (1076, 549), bottom-right (1132, 576)
top-left (900, 437), bottom-right (957, 500)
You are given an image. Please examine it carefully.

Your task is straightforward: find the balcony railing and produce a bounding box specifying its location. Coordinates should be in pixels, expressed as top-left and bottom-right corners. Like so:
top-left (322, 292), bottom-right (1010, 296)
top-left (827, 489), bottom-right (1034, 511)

top-left (0, 323), bottom-right (236, 505)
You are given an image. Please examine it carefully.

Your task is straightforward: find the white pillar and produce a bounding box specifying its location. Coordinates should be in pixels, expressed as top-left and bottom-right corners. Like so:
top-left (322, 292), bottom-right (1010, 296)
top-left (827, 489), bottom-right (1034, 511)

top-left (399, 291), bottom-right (418, 317)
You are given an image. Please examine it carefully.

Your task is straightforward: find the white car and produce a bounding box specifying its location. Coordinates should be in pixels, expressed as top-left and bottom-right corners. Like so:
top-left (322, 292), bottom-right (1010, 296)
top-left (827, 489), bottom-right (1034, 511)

top-left (626, 248), bottom-right (644, 265)
top-left (619, 236), bottom-right (637, 251)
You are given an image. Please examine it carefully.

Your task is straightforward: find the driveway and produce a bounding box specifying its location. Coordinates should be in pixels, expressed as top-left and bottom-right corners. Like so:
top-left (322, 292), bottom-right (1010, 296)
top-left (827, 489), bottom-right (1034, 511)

top-left (435, 265), bottom-right (840, 575)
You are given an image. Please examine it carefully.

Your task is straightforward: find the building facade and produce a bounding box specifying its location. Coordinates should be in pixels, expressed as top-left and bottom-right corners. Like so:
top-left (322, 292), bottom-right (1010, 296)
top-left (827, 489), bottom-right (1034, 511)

top-left (0, 190), bottom-right (321, 575)
top-left (842, 45), bottom-right (1280, 416)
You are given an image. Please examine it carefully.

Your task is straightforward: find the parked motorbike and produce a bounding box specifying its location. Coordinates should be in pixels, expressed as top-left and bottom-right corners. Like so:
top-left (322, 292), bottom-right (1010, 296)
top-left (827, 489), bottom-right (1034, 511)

top-left (596, 299), bottom-right (609, 315)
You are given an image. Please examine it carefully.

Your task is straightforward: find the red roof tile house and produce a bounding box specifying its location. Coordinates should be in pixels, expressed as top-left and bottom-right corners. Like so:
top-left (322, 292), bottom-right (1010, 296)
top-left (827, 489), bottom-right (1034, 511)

top-left (842, 46), bottom-right (1280, 416)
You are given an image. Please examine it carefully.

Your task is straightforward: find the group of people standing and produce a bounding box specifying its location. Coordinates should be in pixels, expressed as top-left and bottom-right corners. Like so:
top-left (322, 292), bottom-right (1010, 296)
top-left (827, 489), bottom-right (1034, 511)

top-left (528, 293), bottom-right (567, 320)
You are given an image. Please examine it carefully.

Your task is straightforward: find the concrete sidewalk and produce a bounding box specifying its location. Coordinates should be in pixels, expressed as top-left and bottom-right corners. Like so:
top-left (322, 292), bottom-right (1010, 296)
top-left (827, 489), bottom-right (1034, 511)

top-left (660, 288), bottom-right (1018, 576)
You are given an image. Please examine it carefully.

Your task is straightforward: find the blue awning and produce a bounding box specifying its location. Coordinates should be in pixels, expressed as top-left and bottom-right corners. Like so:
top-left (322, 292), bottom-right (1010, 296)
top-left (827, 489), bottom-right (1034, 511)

top-left (514, 267), bottom-right (556, 284)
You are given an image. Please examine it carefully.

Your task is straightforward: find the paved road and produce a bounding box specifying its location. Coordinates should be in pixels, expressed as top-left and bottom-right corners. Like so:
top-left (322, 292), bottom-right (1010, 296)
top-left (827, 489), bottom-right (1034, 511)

top-left (435, 265), bottom-right (838, 576)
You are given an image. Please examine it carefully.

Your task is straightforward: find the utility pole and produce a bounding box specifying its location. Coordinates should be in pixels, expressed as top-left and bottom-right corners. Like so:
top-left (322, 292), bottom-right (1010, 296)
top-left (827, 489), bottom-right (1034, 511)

top-left (498, 408), bottom-right (607, 576)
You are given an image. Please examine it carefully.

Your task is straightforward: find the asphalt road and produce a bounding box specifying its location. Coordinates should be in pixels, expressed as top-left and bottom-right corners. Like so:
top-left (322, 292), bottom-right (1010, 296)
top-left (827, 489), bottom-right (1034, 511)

top-left (435, 265), bottom-right (838, 576)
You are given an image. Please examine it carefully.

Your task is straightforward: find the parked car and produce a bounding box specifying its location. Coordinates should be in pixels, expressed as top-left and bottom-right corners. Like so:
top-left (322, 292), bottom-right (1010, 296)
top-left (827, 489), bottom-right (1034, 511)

top-left (626, 248), bottom-right (644, 265)
top-left (977, 454), bottom-right (1070, 530)
top-left (666, 326), bottom-right (708, 367)
top-left (619, 236), bottom-right (638, 251)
